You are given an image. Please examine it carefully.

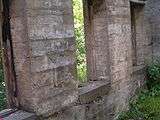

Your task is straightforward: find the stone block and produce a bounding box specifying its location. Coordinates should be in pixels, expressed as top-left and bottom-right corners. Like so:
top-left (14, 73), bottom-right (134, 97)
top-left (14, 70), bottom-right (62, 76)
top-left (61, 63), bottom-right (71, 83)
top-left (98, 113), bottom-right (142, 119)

top-left (30, 38), bottom-right (75, 57)
top-left (34, 90), bottom-right (78, 116)
top-left (78, 81), bottom-right (110, 104)
top-left (0, 109), bottom-right (37, 120)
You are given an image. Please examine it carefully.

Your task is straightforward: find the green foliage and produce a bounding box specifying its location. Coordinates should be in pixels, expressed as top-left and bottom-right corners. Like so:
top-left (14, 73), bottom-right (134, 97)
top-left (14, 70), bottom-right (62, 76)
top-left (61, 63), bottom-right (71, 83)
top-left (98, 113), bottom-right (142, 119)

top-left (118, 58), bottom-right (160, 120)
top-left (146, 58), bottom-right (160, 89)
top-left (73, 0), bottom-right (87, 82)
top-left (0, 68), bottom-right (6, 111)
top-left (0, 50), bottom-right (6, 110)
top-left (117, 85), bottom-right (160, 120)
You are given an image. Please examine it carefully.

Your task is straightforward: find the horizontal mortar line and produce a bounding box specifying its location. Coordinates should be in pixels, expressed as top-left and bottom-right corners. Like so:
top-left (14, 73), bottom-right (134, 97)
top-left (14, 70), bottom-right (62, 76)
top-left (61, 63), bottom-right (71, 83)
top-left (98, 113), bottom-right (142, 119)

top-left (31, 50), bottom-right (75, 58)
top-left (30, 63), bottom-right (75, 74)
top-left (26, 12), bottom-right (72, 17)
top-left (30, 37), bottom-right (75, 42)
top-left (26, 8), bottom-right (72, 12)
top-left (31, 49), bottom-right (75, 57)
top-left (108, 15), bottom-right (131, 19)
top-left (26, 7), bottom-right (72, 10)
top-left (108, 4), bottom-right (130, 7)
top-left (27, 6), bottom-right (72, 10)
top-left (36, 89), bottom-right (77, 104)
top-left (31, 62), bottom-right (75, 74)
top-left (32, 82), bottom-right (63, 90)
top-left (11, 13), bottom-right (72, 18)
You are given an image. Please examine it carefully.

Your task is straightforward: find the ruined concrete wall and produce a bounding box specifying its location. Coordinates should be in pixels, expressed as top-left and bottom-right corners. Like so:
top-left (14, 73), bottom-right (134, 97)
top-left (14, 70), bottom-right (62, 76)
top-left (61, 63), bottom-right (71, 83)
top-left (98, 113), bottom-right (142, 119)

top-left (82, 0), bottom-right (152, 119)
top-left (48, 0), bottom-right (148, 119)
top-left (2, 0), bottom-right (153, 120)
top-left (83, 0), bottom-right (133, 119)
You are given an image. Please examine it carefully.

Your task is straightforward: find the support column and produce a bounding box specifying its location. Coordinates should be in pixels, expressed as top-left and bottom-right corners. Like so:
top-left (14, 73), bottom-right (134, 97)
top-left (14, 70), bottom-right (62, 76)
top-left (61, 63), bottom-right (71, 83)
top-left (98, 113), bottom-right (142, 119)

top-left (5, 0), bottom-right (78, 116)
top-left (84, 0), bottom-right (133, 117)
top-left (83, 0), bottom-right (111, 82)
top-left (105, 0), bottom-right (133, 112)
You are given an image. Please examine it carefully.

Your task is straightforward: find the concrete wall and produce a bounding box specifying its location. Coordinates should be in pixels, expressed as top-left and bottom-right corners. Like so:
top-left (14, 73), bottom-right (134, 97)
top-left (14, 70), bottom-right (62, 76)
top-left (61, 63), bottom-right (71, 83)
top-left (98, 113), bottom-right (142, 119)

top-left (0, 0), bottom-right (154, 120)
top-left (145, 0), bottom-right (160, 57)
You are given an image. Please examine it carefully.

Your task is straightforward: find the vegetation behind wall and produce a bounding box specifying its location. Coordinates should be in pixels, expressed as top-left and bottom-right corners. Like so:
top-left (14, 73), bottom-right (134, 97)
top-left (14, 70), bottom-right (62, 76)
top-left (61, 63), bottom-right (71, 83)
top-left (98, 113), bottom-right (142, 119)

top-left (0, 50), bottom-right (6, 110)
top-left (73, 0), bottom-right (87, 82)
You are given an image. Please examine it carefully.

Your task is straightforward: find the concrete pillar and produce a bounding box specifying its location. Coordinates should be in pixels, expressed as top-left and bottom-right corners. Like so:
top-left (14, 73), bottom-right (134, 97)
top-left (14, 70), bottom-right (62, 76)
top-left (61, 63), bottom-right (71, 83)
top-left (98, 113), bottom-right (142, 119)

top-left (105, 0), bottom-right (133, 112)
top-left (83, 0), bottom-right (111, 82)
top-left (4, 0), bottom-right (78, 116)
top-left (84, 0), bottom-right (133, 116)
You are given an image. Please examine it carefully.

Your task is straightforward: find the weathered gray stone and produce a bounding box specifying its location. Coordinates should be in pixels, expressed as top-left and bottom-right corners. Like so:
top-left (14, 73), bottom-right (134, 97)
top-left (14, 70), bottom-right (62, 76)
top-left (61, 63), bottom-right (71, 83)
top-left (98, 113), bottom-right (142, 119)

top-left (83, 0), bottom-right (110, 82)
top-left (1, 110), bottom-right (36, 120)
top-left (0, 109), bottom-right (18, 118)
top-left (45, 105), bottom-right (86, 120)
top-left (7, 0), bottom-right (78, 116)
top-left (78, 81), bottom-right (110, 104)
top-left (130, 0), bottom-right (146, 4)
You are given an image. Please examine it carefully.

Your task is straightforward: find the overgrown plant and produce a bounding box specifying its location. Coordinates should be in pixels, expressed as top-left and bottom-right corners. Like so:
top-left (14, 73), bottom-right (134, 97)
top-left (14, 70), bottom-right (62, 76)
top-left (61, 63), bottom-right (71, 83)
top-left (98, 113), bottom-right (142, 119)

top-left (0, 49), bottom-right (6, 110)
top-left (73, 0), bottom-right (87, 82)
top-left (146, 58), bottom-right (160, 89)
top-left (117, 58), bottom-right (160, 120)
top-left (117, 86), bottom-right (160, 120)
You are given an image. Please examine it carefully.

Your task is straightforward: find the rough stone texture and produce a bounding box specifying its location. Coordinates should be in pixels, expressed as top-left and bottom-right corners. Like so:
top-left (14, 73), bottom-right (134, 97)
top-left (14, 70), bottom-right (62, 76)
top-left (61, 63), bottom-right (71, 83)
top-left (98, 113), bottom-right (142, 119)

top-left (84, 0), bottom-right (133, 117)
top-left (83, 0), bottom-right (151, 119)
top-left (0, 0), bottom-right (155, 120)
top-left (145, 0), bottom-right (160, 57)
top-left (103, 1), bottom-right (133, 117)
top-left (0, 109), bottom-right (37, 120)
top-left (78, 81), bottom-right (110, 104)
top-left (130, 0), bottom-right (152, 97)
top-left (9, 0), bottom-right (78, 116)
top-left (83, 0), bottom-right (111, 82)
top-left (132, 2), bottom-right (152, 67)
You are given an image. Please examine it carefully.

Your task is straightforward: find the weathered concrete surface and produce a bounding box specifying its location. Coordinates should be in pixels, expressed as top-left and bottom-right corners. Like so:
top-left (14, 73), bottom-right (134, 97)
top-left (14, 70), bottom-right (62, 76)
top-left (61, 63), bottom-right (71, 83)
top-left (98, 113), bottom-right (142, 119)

top-left (84, 0), bottom-right (132, 117)
top-left (78, 81), bottom-right (110, 104)
top-left (83, 0), bottom-right (111, 82)
top-left (83, 0), bottom-right (151, 119)
top-left (9, 0), bottom-right (78, 116)
top-left (0, 109), bottom-right (36, 120)
top-left (145, 0), bottom-right (160, 57)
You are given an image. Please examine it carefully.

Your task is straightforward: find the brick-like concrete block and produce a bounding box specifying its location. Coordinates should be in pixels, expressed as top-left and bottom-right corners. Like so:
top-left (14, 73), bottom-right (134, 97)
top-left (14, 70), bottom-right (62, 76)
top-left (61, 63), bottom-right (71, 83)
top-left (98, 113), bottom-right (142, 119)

top-left (78, 81), bottom-right (110, 104)
top-left (0, 109), bottom-right (37, 120)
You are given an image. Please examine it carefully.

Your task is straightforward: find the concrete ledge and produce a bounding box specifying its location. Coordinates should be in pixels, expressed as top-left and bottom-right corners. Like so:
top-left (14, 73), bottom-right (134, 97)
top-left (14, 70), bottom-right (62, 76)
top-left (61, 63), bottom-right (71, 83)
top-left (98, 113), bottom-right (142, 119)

top-left (78, 81), bottom-right (110, 104)
top-left (132, 66), bottom-right (146, 75)
top-left (0, 109), bottom-right (37, 120)
top-left (130, 0), bottom-right (146, 4)
top-left (0, 109), bottom-right (18, 118)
